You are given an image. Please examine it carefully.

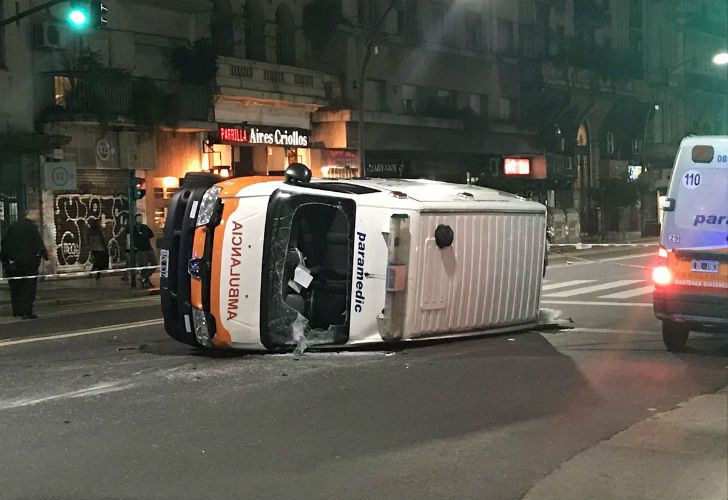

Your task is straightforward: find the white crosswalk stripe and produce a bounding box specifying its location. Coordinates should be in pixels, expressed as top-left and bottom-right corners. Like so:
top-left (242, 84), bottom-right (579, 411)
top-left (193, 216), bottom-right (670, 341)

top-left (599, 285), bottom-right (654, 299)
top-left (542, 279), bottom-right (596, 291)
top-left (542, 279), bottom-right (644, 298)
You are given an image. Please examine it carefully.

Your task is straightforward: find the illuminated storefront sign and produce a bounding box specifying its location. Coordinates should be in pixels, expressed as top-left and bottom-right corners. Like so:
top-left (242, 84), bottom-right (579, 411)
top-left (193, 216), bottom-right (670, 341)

top-left (218, 125), bottom-right (310, 147)
top-left (504, 158), bottom-right (531, 176)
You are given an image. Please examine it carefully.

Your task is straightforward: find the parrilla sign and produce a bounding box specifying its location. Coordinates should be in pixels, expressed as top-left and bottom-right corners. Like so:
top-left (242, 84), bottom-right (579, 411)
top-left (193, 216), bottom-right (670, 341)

top-left (218, 124), bottom-right (310, 148)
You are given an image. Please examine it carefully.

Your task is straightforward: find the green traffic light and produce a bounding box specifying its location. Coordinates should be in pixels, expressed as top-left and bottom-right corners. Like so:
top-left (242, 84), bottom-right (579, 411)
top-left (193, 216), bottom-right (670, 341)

top-left (68, 8), bottom-right (88, 27)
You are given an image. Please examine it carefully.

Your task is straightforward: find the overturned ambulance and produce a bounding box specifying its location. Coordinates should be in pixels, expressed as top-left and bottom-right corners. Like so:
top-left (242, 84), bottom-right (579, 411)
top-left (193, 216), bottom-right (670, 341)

top-left (160, 164), bottom-right (548, 351)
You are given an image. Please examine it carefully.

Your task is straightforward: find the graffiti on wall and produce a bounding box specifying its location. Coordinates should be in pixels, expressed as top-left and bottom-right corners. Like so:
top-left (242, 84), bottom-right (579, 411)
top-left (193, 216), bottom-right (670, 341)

top-left (54, 194), bottom-right (129, 269)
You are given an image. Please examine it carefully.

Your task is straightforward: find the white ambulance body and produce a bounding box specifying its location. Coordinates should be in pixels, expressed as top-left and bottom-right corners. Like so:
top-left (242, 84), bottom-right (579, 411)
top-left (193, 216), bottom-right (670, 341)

top-left (161, 166), bottom-right (547, 351)
top-left (653, 136), bottom-right (728, 351)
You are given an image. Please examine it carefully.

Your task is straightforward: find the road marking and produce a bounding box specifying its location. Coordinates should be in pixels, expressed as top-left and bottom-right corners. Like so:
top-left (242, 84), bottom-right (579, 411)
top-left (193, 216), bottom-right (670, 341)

top-left (0, 381), bottom-right (134, 410)
top-left (599, 285), bottom-right (654, 299)
top-left (0, 319), bottom-right (164, 348)
top-left (549, 252), bottom-right (654, 269)
top-left (542, 279), bottom-right (596, 291)
top-left (541, 300), bottom-right (652, 307)
top-left (543, 279), bottom-right (644, 298)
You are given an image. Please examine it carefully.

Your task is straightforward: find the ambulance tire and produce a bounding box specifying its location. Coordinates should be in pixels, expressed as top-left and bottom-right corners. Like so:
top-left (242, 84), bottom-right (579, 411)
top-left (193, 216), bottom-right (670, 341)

top-left (662, 321), bottom-right (689, 352)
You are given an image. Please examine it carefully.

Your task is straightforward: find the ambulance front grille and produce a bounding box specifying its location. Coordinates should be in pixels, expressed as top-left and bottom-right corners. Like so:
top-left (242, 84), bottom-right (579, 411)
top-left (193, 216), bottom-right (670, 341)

top-left (407, 211), bottom-right (546, 336)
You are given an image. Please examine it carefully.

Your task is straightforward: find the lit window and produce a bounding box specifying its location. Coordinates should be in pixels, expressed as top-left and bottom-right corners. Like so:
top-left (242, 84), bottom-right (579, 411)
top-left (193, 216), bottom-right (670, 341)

top-left (54, 76), bottom-right (72, 107)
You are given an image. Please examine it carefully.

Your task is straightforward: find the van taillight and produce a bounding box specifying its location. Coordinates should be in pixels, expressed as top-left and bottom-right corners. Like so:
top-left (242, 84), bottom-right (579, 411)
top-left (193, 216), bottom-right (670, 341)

top-left (381, 214), bottom-right (410, 341)
top-left (653, 246), bottom-right (672, 285)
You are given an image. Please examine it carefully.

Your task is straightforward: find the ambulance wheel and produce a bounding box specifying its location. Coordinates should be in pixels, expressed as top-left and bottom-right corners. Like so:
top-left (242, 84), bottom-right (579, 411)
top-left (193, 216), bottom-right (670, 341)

top-left (662, 321), bottom-right (689, 352)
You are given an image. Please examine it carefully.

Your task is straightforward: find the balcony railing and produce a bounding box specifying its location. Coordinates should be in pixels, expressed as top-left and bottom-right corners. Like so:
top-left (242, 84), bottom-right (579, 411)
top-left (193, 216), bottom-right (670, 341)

top-left (43, 72), bottom-right (213, 123)
top-left (216, 56), bottom-right (341, 107)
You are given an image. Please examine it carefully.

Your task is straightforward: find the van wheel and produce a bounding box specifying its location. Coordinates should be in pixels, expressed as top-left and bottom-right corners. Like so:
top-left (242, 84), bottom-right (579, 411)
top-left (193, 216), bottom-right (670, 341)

top-left (662, 321), bottom-right (689, 352)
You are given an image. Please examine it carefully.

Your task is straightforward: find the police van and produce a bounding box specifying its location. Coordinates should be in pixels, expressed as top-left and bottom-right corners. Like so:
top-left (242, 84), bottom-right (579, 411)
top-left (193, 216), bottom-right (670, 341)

top-left (160, 164), bottom-right (547, 351)
top-left (653, 136), bottom-right (728, 351)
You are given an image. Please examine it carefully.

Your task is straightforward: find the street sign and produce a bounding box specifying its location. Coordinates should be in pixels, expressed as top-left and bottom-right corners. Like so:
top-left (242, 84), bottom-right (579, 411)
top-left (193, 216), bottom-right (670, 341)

top-left (44, 162), bottom-right (78, 191)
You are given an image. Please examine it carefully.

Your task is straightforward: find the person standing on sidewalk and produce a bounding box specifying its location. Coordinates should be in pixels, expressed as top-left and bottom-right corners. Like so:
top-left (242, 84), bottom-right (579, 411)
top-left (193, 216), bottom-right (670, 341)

top-left (0, 209), bottom-right (49, 319)
top-left (133, 214), bottom-right (156, 289)
top-left (88, 219), bottom-right (109, 280)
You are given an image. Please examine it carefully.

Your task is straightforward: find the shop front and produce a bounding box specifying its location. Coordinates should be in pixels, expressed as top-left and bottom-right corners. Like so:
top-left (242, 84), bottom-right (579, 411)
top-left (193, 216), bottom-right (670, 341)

top-left (211, 124), bottom-right (312, 177)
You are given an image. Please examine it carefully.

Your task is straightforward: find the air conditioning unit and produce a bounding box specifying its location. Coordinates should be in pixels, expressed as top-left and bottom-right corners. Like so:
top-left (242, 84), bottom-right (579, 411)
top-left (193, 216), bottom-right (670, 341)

top-left (33, 22), bottom-right (63, 50)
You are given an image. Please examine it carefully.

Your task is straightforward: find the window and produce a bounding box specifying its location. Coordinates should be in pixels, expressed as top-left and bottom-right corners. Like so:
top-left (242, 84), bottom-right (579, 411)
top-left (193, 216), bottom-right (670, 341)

top-left (244, 0), bottom-right (266, 61)
top-left (469, 94), bottom-right (481, 115)
top-left (401, 84), bottom-right (417, 114)
top-left (497, 18), bottom-right (514, 53)
top-left (436, 89), bottom-right (456, 111)
top-left (606, 131), bottom-right (615, 154)
top-left (275, 5), bottom-right (296, 65)
top-left (0, 0), bottom-right (6, 68)
top-left (498, 97), bottom-right (512, 119)
top-left (54, 76), bottom-right (72, 107)
top-left (403, 0), bottom-right (419, 36)
top-left (629, 0), bottom-right (642, 28)
top-left (364, 79), bottom-right (387, 112)
top-left (432, 2), bottom-right (454, 45)
top-left (465, 11), bottom-right (482, 51)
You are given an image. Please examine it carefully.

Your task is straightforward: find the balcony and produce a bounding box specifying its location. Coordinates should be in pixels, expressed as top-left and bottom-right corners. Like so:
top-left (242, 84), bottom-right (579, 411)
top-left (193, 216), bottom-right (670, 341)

top-left (216, 57), bottom-right (341, 109)
top-left (685, 13), bottom-right (725, 37)
top-left (685, 72), bottom-right (728, 94)
top-left (42, 72), bottom-right (214, 126)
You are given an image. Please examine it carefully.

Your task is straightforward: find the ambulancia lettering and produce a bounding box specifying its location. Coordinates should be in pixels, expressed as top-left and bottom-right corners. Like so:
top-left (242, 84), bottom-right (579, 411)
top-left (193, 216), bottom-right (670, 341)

top-left (227, 220), bottom-right (244, 320)
top-left (355, 232), bottom-right (366, 313)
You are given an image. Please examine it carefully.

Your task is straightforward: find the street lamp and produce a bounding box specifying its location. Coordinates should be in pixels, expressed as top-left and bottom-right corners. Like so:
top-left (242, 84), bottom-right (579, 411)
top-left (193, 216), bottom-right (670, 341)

top-left (712, 52), bottom-right (728, 66)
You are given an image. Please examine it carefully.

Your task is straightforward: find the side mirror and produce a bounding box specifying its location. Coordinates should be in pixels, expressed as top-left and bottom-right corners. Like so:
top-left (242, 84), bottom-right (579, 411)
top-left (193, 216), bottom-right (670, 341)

top-left (660, 197), bottom-right (675, 212)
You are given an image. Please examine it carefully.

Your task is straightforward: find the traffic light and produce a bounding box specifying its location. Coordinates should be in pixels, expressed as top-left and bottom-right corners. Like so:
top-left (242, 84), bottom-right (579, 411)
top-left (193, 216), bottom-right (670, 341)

top-left (67, 0), bottom-right (91, 28)
top-left (133, 177), bottom-right (146, 200)
top-left (92, 0), bottom-right (108, 29)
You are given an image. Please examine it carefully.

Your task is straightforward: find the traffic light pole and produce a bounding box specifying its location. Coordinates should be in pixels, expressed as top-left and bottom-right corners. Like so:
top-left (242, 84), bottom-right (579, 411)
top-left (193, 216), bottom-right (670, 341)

top-left (0, 0), bottom-right (66, 28)
top-left (127, 171), bottom-right (137, 289)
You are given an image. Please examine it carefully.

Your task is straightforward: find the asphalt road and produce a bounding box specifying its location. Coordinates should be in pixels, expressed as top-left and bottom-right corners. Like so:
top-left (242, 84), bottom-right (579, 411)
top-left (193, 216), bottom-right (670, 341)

top-left (0, 248), bottom-right (726, 500)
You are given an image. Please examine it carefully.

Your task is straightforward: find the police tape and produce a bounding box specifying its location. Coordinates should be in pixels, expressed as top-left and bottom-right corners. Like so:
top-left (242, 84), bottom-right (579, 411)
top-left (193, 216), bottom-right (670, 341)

top-left (0, 265), bottom-right (161, 283)
top-left (550, 243), bottom-right (657, 248)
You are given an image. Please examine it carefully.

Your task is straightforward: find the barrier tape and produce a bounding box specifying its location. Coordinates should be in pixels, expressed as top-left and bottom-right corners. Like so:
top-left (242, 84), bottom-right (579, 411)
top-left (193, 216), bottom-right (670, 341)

top-left (0, 266), bottom-right (160, 283)
top-left (550, 243), bottom-right (657, 248)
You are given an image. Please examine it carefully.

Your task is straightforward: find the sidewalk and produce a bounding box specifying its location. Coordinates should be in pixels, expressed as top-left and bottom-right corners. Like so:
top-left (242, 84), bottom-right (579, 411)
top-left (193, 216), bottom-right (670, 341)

top-left (0, 271), bottom-right (160, 317)
top-left (524, 387), bottom-right (728, 500)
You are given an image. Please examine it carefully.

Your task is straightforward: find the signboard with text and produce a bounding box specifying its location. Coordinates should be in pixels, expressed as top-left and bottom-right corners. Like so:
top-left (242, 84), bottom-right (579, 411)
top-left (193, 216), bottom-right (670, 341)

top-left (218, 124), bottom-right (310, 148)
top-left (366, 160), bottom-right (406, 178)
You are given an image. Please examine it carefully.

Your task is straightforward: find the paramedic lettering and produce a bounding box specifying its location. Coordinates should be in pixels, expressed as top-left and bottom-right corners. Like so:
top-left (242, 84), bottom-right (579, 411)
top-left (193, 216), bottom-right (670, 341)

top-left (355, 232), bottom-right (366, 313)
top-left (227, 221), bottom-right (244, 320)
top-left (693, 214), bottom-right (728, 226)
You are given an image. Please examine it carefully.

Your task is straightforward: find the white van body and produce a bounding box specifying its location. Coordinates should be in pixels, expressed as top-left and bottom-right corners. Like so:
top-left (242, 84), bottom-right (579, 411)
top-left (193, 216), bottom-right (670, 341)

top-left (162, 175), bottom-right (548, 351)
top-left (654, 136), bottom-right (728, 351)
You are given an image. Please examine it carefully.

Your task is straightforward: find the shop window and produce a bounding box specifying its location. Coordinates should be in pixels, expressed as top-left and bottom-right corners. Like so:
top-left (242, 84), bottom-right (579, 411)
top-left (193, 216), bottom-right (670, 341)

top-left (244, 0), bottom-right (266, 61)
top-left (54, 75), bottom-right (72, 107)
top-left (275, 4), bottom-right (296, 66)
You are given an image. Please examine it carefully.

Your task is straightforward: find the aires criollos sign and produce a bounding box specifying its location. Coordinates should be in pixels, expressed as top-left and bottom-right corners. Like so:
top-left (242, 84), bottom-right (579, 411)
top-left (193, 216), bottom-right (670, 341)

top-left (218, 124), bottom-right (310, 148)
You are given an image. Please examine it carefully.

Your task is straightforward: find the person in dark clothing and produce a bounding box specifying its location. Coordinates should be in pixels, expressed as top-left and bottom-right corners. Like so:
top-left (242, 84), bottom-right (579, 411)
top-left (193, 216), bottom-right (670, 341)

top-left (133, 214), bottom-right (157, 288)
top-left (0, 209), bottom-right (49, 319)
top-left (88, 219), bottom-right (109, 280)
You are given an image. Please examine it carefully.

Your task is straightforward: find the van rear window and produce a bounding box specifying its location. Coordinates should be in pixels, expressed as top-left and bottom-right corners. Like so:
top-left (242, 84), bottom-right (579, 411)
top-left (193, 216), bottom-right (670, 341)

top-left (691, 145), bottom-right (714, 163)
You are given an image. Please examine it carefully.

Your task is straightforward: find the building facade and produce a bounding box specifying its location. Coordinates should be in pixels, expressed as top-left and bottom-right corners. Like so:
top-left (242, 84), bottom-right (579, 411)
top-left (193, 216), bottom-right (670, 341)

top-left (1, 0), bottom-right (726, 273)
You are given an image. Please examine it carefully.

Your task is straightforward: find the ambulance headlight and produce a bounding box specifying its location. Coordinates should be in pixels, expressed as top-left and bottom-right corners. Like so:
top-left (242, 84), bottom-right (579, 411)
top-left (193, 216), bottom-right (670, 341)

top-left (196, 186), bottom-right (222, 227)
top-left (192, 308), bottom-right (212, 347)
